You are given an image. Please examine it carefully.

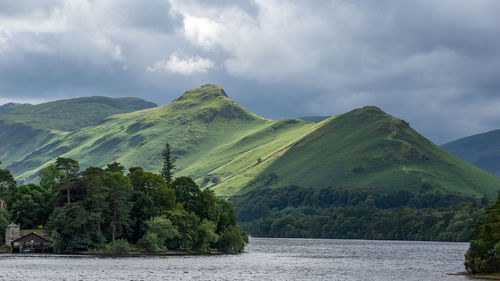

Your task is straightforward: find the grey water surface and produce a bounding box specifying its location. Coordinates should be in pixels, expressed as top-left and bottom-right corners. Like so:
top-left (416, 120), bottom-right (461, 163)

top-left (0, 238), bottom-right (469, 281)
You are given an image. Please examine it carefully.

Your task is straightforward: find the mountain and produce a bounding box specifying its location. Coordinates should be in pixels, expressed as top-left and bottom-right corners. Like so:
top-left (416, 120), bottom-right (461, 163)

top-left (442, 129), bottom-right (500, 177)
top-left (0, 96), bottom-right (157, 132)
top-left (3, 84), bottom-right (500, 199)
top-left (0, 103), bottom-right (31, 115)
top-left (235, 107), bottom-right (500, 197)
top-left (0, 96), bottom-right (157, 169)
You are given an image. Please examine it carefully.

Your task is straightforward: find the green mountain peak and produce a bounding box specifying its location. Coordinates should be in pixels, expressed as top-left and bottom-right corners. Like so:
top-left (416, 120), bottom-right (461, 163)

top-left (174, 84), bottom-right (228, 102)
top-left (164, 84), bottom-right (262, 122)
top-left (3, 86), bottom-right (500, 200)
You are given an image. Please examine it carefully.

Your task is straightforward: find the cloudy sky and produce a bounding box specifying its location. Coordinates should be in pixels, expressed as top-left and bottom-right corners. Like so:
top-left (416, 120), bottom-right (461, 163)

top-left (1, 0), bottom-right (499, 144)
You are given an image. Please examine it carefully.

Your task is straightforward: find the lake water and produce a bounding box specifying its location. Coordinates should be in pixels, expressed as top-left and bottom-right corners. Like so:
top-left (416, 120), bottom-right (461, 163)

top-left (0, 238), bottom-right (469, 280)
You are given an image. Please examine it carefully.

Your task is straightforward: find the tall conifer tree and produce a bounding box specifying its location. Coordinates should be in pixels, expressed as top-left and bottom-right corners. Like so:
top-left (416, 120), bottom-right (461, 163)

top-left (161, 142), bottom-right (176, 185)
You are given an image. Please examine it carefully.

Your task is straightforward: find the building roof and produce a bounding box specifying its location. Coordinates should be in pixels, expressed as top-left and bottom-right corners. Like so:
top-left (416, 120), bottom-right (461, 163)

top-left (11, 232), bottom-right (51, 244)
top-left (19, 229), bottom-right (51, 241)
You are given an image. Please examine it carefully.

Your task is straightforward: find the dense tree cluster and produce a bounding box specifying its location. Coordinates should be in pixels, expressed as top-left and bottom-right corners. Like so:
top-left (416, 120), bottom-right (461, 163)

top-left (231, 185), bottom-right (490, 241)
top-left (465, 192), bottom-right (500, 274)
top-left (0, 161), bottom-right (15, 244)
top-left (0, 155), bottom-right (247, 253)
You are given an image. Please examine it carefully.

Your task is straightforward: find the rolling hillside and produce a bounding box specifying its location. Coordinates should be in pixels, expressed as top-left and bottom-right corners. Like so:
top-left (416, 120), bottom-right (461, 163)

top-left (3, 84), bottom-right (500, 199)
top-left (297, 116), bottom-right (330, 123)
top-left (235, 106), bottom-right (500, 198)
top-left (0, 96), bottom-right (157, 169)
top-left (443, 129), bottom-right (500, 177)
top-left (0, 103), bottom-right (30, 115)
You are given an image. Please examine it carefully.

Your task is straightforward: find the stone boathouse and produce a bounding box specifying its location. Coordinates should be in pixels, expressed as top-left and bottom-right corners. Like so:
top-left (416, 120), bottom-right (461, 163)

top-left (5, 223), bottom-right (52, 253)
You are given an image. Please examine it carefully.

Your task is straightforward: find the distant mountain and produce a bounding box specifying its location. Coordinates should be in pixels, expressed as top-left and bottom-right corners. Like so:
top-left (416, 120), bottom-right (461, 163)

top-left (0, 96), bottom-right (157, 132)
top-left (297, 116), bottom-right (330, 123)
top-left (0, 103), bottom-right (30, 115)
top-left (3, 84), bottom-right (500, 199)
top-left (442, 129), bottom-right (500, 177)
top-left (0, 96), bottom-right (157, 168)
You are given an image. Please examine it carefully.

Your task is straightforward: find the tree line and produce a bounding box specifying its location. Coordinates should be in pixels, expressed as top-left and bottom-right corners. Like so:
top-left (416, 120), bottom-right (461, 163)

top-left (231, 185), bottom-right (490, 241)
top-left (465, 192), bottom-right (500, 274)
top-left (0, 143), bottom-right (247, 254)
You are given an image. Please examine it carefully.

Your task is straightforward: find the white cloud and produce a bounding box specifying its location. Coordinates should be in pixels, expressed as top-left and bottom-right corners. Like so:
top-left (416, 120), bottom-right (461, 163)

top-left (146, 53), bottom-right (214, 75)
top-left (183, 15), bottom-right (222, 51)
top-left (0, 0), bottom-right (126, 65)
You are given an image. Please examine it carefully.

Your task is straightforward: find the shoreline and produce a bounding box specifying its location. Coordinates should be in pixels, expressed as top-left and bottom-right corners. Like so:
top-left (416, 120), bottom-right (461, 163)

top-left (0, 250), bottom-right (229, 256)
top-left (78, 250), bottom-right (227, 256)
top-left (452, 272), bottom-right (500, 280)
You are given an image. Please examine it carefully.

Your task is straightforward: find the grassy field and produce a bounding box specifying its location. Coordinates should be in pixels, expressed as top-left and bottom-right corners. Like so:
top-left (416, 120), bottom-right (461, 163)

top-left (3, 85), bottom-right (500, 198)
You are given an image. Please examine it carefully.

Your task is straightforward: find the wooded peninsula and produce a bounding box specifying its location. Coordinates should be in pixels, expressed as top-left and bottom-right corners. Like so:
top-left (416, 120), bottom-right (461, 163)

top-left (0, 143), bottom-right (247, 254)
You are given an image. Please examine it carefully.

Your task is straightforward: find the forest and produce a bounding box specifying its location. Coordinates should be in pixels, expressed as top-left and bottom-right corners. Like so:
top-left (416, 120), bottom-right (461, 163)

top-left (232, 185), bottom-right (491, 241)
top-left (465, 192), bottom-right (500, 274)
top-left (0, 144), bottom-right (247, 254)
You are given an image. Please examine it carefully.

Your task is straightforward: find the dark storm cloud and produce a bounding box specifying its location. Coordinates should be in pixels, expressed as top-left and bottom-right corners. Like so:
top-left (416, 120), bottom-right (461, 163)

top-left (1, 0), bottom-right (500, 144)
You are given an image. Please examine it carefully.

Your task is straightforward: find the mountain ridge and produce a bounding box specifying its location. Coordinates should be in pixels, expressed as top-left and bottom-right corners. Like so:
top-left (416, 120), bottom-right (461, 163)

top-left (2, 85), bottom-right (500, 199)
top-left (0, 96), bottom-right (157, 170)
top-left (443, 129), bottom-right (500, 177)
top-left (0, 102), bottom-right (31, 115)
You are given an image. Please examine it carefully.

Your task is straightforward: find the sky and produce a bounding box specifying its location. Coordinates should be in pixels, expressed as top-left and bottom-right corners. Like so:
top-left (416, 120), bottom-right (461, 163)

top-left (1, 0), bottom-right (500, 144)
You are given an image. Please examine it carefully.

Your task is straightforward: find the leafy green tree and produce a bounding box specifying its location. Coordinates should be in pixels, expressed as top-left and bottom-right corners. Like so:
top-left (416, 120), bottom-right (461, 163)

top-left (197, 189), bottom-right (221, 223)
top-left (216, 225), bottom-right (247, 253)
top-left (138, 232), bottom-right (164, 253)
top-left (465, 192), bottom-right (500, 274)
top-left (130, 191), bottom-right (157, 243)
top-left (161, 142), bottom-right (176, 184)
top-left (172, 177), bottom-right (201, 214)
top-left (166, 208), bottom-right (200, 250)
top-left (129, 169), bottom-right (176, 212)
top-left (0, 163), bottom-right (16, 203)
top-left (138, 216), bottom-right (179, 252)
top-left (55, 157), bottom-right (80, 204)
top-left (106, 162), bottom-right (125, 174)
top-left (0, 208), bottom-right (10, 244)
top-left (83, 167), bottom-right (108, 241)
top-left (194, 219), bottom-right (219, 252)
top-left (47, 202), bottom-right (93, 253)
top-left (216, 199), bottom-right (238, 233)
top-left (9, 184), bottom-right (54, 228)
top-left (100, 171), bottom-right (133, 242)
top-left (39, 164), bottom-right (63, 190)
top-left (128, 169), bottom-right (176, 242)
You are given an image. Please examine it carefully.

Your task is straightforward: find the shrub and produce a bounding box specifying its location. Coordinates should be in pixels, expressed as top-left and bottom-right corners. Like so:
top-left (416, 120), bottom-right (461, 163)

top-left (103, 239), bottom-right (133, 254)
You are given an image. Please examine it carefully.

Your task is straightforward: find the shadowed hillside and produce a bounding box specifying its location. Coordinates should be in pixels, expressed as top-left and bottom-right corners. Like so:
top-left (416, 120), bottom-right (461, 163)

top-left (443, 129), bottom-right (500, 177)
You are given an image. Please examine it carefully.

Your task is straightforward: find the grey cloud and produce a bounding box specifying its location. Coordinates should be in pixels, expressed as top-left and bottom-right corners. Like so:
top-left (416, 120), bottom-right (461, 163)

top-left (1, 0), bottom-right (500, 144)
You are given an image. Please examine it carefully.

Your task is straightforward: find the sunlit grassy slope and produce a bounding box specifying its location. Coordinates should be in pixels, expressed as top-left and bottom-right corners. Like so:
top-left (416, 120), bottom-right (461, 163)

top-left (443, 129), bottom-right (500, 177)
top-left (0, 96), bottom-right (157, 169)
top-left (236, 106), bottom-right (500, 198)
top-left (5, 85), bottom-right (500, 198)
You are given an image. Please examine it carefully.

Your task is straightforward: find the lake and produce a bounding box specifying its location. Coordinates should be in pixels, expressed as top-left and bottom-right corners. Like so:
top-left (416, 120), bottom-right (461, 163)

top-left (0, 238), bottom-right (469, 280)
